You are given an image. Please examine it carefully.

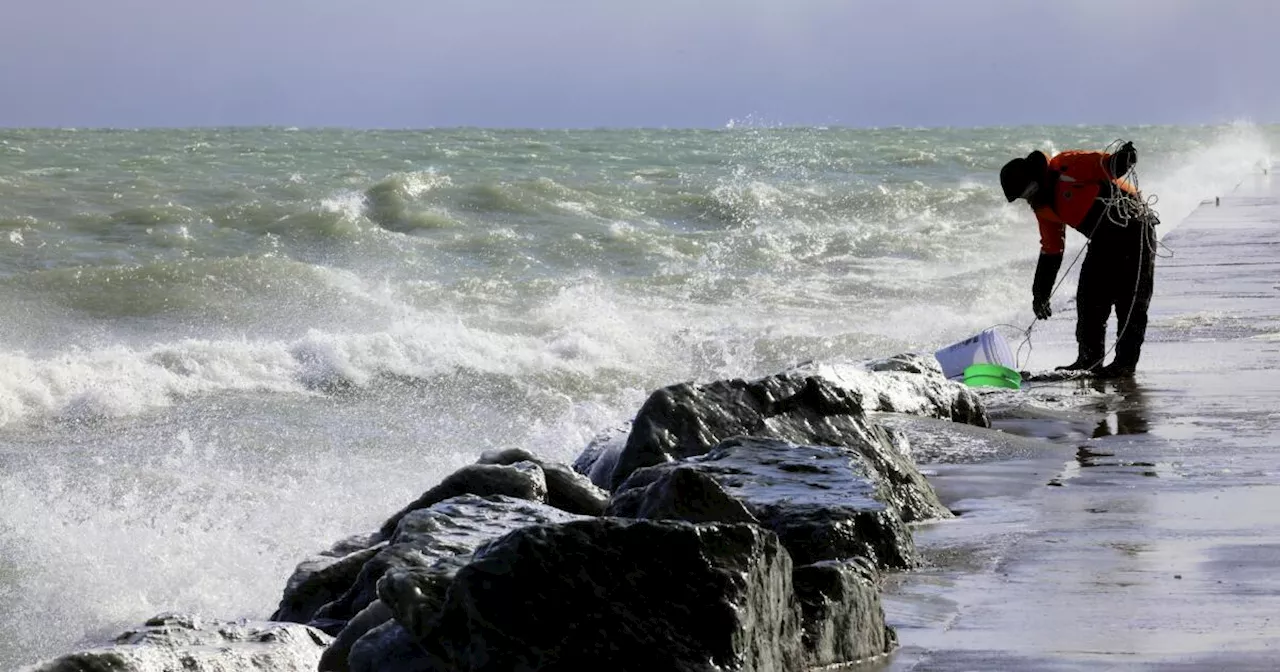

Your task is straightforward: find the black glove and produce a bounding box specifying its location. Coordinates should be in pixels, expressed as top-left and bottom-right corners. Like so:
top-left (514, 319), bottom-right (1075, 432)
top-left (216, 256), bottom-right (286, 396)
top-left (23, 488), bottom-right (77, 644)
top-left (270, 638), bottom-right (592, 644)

top-left (1110, 141), bottom-right (1137, 177)
top-left (1032, 252), bottom-right (1062, 311)
top-left (1119, 141), bottom-right (1136, 165)
top-left (1033, 297), bottom-right (1052, 320)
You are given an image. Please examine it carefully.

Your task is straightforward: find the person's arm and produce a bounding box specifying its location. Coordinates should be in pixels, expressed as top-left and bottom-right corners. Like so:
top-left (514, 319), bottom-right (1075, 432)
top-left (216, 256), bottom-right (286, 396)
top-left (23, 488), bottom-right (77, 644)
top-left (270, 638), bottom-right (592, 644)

top-left (1032, 252), bottom-right (1062, 319)
top-left (1032, 207), bottom-right (1066, 319)
top-left (1035, 206), bottom-right (1066, 255)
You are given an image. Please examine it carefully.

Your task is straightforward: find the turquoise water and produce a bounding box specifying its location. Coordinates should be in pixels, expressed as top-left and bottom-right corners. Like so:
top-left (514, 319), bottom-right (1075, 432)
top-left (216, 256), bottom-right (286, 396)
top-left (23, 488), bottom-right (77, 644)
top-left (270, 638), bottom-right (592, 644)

top-left (0, 124), bottom-right (1273, 666)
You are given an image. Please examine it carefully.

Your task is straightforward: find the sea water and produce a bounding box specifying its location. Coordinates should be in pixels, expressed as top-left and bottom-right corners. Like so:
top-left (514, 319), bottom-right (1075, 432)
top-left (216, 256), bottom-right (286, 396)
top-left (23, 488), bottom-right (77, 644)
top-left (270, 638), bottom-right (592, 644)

top-left (0, 124), bottom-right (1272, 666)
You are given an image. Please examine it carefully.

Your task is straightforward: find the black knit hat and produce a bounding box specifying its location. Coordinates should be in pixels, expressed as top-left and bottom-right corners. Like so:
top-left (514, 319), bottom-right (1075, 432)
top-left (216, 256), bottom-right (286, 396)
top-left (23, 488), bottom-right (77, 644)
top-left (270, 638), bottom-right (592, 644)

top-left (1000, 157), bottom-right (1029, 202)
top-left (1000, 151), bottom-right (1049, 202)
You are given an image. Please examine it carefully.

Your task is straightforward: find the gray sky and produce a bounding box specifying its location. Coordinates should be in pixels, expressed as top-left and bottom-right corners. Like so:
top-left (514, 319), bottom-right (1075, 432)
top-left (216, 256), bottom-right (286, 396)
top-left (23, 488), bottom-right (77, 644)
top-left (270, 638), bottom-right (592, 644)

top-left (1, 0), bottom-right (1276, 128)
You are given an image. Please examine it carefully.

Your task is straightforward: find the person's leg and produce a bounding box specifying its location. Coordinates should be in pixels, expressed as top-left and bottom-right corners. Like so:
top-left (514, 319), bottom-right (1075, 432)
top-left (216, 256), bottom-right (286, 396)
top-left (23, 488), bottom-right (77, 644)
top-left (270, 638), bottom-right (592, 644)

top-left (1100, 223), bottom-right (1156, 377)
top-left (1060, 244), bottom-right (1109, 371)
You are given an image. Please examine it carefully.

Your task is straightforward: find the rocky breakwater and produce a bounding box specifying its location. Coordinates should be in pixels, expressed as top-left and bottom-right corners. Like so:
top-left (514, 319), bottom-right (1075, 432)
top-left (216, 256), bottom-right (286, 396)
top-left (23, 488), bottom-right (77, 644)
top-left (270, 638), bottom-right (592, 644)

top-left (306, 353), bottom-right (984, 671)
top-left (25, 353), bottom-right (989, 672)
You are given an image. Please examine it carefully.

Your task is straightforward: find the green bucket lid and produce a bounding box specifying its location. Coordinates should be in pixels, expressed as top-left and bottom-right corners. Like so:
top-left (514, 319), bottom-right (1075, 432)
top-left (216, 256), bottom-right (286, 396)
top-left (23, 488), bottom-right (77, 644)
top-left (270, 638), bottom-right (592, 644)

top-left (964, 375), bottom-right (1020, 389)
top-left (963, 363), bottom-right (1022, 389)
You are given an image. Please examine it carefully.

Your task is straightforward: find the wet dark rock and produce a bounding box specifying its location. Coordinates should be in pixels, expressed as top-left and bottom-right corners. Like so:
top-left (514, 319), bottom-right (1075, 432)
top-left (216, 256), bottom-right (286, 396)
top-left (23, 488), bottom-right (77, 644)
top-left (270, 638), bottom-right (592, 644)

top-left (624, 373), bottom-right (855, 488)
top-left (27, 613), bottom-right (331, 672)
top-left (272, 543), bottom-right (385, 624)
top-left (316, 495), bottom-right (586, 671)
top-left (347, 620), bottom-right (433, 672)
top-left (318, 601), bottom-right (394, 672)
top-left (539, 461), bottom-right (610, 515)
top-left (377, 461), bottom-right (547, 539)
top-left (417, 518), bottom-right (805, 672)
top-left (476, 447), bottom-right (539, 464)
top-left (637, 375), bottom-right (946, 522)
top-left (477, 448), bottom-right (610, 515)
top-left (312, 543), bottom-right (433, 626)
top-left (787, 357), bottom-right (989, 426)
top-left (609, 374), bottom-right (861, 491)
top-left (605, 465), bottom-right (759, 524)
top-left (793, 558), bottom-right (896, 667)
top-left (386, 494), bottom-right (587, 550)
top-left (864, 352), bottom-right (944, 375)
top-left (586, 370), bottom-right (980, 493)
top-left (323, 532), bottom-right (382, 557)
top-left (574, 424), bottom-right (630, 489)
top-left (613, 437), bottom-right (924, 569)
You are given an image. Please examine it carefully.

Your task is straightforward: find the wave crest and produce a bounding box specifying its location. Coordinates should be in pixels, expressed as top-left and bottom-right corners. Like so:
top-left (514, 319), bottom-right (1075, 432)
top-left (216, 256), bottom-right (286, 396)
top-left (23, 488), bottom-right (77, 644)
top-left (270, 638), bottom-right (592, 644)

top-left (362, 170), bottom-right (454, 231)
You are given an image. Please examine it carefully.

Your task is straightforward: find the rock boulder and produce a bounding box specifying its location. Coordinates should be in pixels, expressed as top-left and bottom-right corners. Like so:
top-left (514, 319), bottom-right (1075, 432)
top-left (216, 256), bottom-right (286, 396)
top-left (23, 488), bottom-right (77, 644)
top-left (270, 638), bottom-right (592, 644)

top-left (417, 518), bottom-right (805, 672)
top-left (583, 371), bottom-right (978, 498)
top-left (611, 437), bottom-right (928, 569)
top-left (793, 558), bottom-right (896, 667)
top-left (477, 448), bottom-right (610, 516)
top-left (302, 495), bottom-right (587, 671)
top-left (27, 613), bottom-right (331, 672)
top-left (377, 461), bottom-right (548, 539)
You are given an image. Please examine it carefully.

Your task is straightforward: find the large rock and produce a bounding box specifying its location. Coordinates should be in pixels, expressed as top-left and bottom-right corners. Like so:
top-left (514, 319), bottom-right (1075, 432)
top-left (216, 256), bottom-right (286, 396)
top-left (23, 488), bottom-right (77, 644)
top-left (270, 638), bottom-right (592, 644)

top-left (319, 601), bottom-right (396, 672)
top-left (272, 542), bottom-right (385, 626)
top-left (582, 371), bottom-right (980, 494)
top-left (27, 613), bottom-right (331, 672)
top-left (606, 458), bottom-right (901, 667)
top-left (794, 354), bottom-right (989, 424)
top-left (606, 466), bottom-right (759, 524)
top-left (347, 621), bottom-right (433, 672)
top-left (477, 448), bottom-right (610, 516)
top-left (377, 461), bottom-right (548, 539)
top-left (612, 437), bottom-right (924, 569)
top-left (317, 495), bottom-right (587, 671)
top-left (573, 424), bottom-right (630, 492)
top-left (862, 351), bottom-right (945, 375)
top-left (417, 518), bottom-right (806, 672)
top-left (279, 447), bottom-right (598, 631)
top-left (386, 494), bottom-right (587, 550)
top-left (793, 558), bottom-right (896, 667)
top-left (311, 544), bottom-right (431, 630)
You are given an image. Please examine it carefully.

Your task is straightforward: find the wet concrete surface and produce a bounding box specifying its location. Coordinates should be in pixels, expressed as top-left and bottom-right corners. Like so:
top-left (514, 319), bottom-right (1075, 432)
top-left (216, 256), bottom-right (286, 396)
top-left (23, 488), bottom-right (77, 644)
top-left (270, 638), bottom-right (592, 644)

top-left (872, 174), bottom-right (1280, 670)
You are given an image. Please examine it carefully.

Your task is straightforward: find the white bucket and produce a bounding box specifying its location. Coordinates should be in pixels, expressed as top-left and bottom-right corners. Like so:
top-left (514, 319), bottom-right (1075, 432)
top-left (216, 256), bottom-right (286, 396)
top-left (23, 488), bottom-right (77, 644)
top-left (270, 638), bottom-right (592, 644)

top-left (934, 329), bottom-right (1017, 380)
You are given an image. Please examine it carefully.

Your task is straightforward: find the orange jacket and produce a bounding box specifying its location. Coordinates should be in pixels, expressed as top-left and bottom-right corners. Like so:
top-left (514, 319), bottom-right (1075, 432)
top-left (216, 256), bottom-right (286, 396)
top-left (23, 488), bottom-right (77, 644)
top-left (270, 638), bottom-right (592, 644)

top-left (1034, 151), bottom-right (1138, 254)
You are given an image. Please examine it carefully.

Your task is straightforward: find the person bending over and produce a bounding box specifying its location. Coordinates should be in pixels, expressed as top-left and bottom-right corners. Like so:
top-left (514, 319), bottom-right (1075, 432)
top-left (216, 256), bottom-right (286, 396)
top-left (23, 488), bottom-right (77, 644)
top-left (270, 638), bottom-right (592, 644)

top-left (1000, 142), bottom-right (1158, 378)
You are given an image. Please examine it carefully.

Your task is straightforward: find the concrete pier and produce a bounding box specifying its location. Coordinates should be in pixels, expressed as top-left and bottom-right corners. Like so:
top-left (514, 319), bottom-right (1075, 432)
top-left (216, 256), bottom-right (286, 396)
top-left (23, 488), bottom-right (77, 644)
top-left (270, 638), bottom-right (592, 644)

top-left (878, 172), bottom-right (1280, 670)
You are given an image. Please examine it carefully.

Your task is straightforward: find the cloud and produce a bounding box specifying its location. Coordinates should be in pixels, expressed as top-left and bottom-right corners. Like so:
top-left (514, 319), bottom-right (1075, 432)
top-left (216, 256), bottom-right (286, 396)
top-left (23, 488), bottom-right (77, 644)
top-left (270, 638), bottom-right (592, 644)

top-left (0, 0), bottom-right (1275, 127)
